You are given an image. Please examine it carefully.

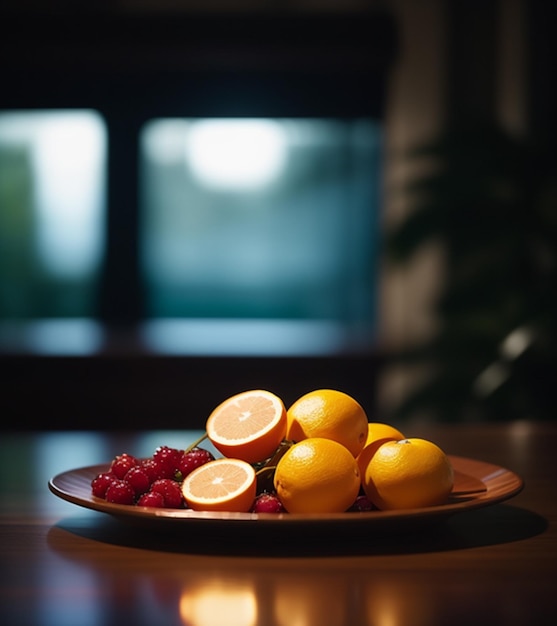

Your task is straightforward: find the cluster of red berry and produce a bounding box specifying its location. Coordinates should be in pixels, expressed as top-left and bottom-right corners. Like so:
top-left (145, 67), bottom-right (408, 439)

top-left (90, 444), bottom-right (289, 512)
top-left (91, 445), bottom-right (215, 508)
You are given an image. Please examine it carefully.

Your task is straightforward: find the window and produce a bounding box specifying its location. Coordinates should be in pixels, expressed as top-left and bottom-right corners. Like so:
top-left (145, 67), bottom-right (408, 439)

top-left (139, 118), bottom-right (382, 354)
top-left (0, 112), bottom-right (383, 356)
top-left (0, 110), bottom-right (107, 319)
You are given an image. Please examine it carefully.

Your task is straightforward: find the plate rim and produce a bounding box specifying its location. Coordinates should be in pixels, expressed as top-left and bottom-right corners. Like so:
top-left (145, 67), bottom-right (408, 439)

top-left (48, 454), bottom-right (524, 526)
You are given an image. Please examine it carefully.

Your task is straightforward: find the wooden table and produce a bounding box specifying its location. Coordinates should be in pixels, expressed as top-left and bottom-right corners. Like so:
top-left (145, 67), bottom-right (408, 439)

top-left (1, 421), bottom-right (556, 626)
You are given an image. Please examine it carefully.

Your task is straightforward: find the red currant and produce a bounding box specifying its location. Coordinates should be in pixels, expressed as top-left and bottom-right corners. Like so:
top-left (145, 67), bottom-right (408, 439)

top-left (251, 492), bottom-right (285, 513)
top-left (177, 447), bottom-right (215, 479)
top-left (139, 458), bottom-right (165, 483)
top-left (152, 446), bottom-right (182, 479)
top-left (110, 453), bottom-right (138, 479)
top-left (150, 478), bottom-right (183, 508)
top-left (348, 494), bottom-right (375, 512)
top-left (123, 466), bottom-right (150, 496)
top-left (91, 472), bottom-right (117, 498)
top-left (105, 480), bottom-right (135, 505)
top-left (137, 491), bottom-right (165, 508)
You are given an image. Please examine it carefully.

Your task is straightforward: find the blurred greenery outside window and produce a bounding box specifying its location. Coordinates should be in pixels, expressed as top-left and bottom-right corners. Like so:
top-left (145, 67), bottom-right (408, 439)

top-left (0, 110), bottom-right (107, 320)
top-left (140, 118), bottom-right (382, 331)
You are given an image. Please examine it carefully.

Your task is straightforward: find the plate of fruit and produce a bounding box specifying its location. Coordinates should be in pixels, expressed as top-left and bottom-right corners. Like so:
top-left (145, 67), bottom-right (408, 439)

top-left (49, 389), bottom-right (524, 532)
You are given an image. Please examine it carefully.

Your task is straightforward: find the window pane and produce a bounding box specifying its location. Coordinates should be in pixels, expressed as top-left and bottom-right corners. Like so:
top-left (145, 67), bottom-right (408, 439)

top-left (140, 118), bottom-right (382, 354)
top-left (0, 110), bottom-right (107, 320)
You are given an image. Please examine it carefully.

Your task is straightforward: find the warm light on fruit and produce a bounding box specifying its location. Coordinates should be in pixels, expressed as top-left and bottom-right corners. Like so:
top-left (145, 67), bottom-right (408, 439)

top-left (182, 458), bottom-right (257, 513)
top-left (89, 389), bottom-right (457, 515)
top-left (286, 389), bottom-right (368, 458)
top-left (273, 437), bottom-right (361, 514)
top-left (362, 438), bottom-right (454, 510)
top-left (356, 422), bottom-right (405, 478)
top-left (206, 389), bottom-right (287, 464)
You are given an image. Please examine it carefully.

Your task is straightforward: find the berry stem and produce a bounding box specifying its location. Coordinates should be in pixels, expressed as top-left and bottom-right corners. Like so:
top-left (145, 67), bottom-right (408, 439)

top-left (255, 465), bottom-right (277, 477)
top-left (184, 432), bottom-right (209, 453)
top-left (255, 464), bottom-right (277, 494)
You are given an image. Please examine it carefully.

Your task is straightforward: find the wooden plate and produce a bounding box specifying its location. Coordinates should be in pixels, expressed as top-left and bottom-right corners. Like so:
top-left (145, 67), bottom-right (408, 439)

top-left (48, 455), bottom-right (523, 534)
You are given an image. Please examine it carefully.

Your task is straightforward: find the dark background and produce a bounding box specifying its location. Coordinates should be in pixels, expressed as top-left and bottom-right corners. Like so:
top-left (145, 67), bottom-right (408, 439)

top-left (0, 0), bottom-right (555, 429)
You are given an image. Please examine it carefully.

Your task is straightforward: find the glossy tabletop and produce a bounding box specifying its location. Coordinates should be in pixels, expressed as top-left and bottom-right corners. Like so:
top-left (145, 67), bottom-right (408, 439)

top-left (1, 421), bottom-right (556, 626)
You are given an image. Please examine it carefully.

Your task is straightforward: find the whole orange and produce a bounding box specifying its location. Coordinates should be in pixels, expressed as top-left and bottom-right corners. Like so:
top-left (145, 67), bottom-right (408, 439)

top-left (286, 389), bottom-right (368, 458)
top-left (356, 422), bottom-right (405, 479)
top-left (362, 438), bottom-right (454, 510)
top-left (273, 437), bottom-right (361, 514)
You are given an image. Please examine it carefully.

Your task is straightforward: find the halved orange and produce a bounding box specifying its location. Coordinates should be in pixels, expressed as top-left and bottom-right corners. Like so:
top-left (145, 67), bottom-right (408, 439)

top-left (206, 389), bottom-right (287, 463)
top-left (182, 458), bottom-right (257, 512)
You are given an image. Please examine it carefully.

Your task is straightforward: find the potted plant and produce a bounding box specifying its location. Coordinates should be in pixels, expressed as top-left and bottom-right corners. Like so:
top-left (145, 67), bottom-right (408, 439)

top-left (386, 120), bottom-right (557, 422)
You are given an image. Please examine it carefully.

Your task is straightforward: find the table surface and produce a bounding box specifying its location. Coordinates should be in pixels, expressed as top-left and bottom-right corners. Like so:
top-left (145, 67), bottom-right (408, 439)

top-left (1, 421), bottom-right (556, 626)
